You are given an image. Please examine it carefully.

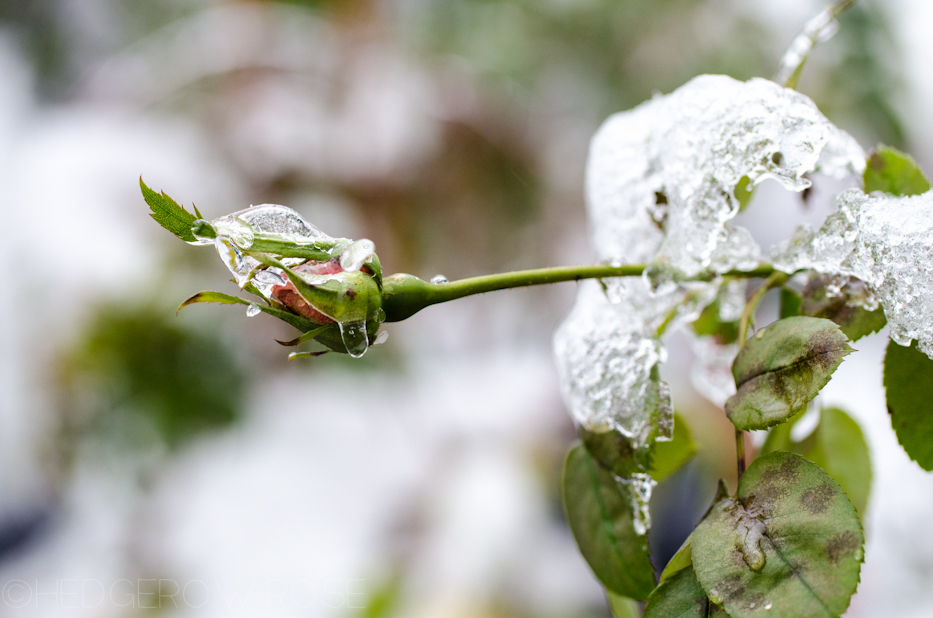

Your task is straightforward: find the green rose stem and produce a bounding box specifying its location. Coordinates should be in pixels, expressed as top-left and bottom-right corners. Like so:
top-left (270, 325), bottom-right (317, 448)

top-left (380, 264), bottom-right (777, 322)
top-left (734, 270), bottom-right (789, 479)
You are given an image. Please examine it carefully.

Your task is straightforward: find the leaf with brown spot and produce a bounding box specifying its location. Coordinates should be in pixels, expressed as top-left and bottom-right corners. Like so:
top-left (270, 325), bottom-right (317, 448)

top-left (692, 453), bottom-right (863, 618)
top-left (726, 317), bottom-right (852, 430)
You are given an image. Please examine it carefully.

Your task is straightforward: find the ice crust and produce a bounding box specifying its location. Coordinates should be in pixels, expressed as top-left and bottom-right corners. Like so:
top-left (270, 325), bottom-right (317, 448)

top-left (554, 75), bottom-right (866, 501)
top-left (775, 188), bottom-right (933, 357)
top-left (553, 282), bottom-right (669, 441)
top-left (587, 74), bottom-right (865, 282)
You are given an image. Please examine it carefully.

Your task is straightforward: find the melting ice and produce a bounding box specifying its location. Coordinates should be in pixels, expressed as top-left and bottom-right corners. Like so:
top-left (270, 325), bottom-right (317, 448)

top-left (554, 76), bottom-right (866, 533)
top-left (775, 188), bottom-right (933, 358)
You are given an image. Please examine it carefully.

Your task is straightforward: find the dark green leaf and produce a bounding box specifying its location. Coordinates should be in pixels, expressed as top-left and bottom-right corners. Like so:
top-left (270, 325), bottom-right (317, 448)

top-left (607, 591), bottom-right (642, 618)
top-left (692, 453), bottom-right (863, 618)
top-left (779, 288), bottom-right (801, 319)
top-left (726, 317), bottom-right (851, 430)
top-left (650, 414), bottom-right (695, 483)
top-left (884, 340), bottom-right (933, 470)
top-left (644, 566), bottom-right (711, 618)
top-left (864, 147), bottom-right (931, 196)
top-left (562, 444), bottom-right (656, 600)
top-left (800, 275), bottom-right (886, 342)
top-left (141, 177), bottom-right (198, 242)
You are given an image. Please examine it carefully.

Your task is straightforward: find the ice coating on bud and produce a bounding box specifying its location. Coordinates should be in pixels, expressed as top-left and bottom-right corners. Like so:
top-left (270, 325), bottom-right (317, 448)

top-left (236, 204), bottom-right (329, 242)
top-left (339, 239), bottom-right (376, 272)
top-left (774, 188), bottom-right (933, 358)
top-left (553, 282), bottom-right (672, 443)
top-left (586, 74), bottom-right (865, 287)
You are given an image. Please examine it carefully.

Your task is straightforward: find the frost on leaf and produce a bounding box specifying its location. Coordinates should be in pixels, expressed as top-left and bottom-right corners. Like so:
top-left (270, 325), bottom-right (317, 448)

top-left (587, 74), bottom-right (864, 290)
top-left (553, 282), bottom-right (671, 443)
top-left (776, 188), bottom-right (933, 358)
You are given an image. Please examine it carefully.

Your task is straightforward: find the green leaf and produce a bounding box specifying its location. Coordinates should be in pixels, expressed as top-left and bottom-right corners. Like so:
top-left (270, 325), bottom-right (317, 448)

top-left (799, 275), bottom-right (886, 342)
top-left (864, 147), bottom-right (931, 196)
top-left (607, 591), bottom-right (642, 618)
top-left (561, 443), bottom-right (656, 600)
top-left (692, 452), bottom-right (864, 618)
top-left (884, 340), bottom-right (933, 470)
top-left (779, 288), bottom-right (801, 319)
top-left (643, 566), bottom-right (712, 618)
top-left (178, 290), bottom-right (320, 333)
top-left (141, 177), bottom-right (198, 242)
top-left (726, 317), bottom-right (852, 430)
top-left (650, 414), bottom-right (695, 483)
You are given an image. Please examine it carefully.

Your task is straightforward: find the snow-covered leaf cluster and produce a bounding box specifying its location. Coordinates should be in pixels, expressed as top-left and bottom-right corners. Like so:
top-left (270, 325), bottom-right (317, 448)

top-left (554, 74), bottom-right (867, 454)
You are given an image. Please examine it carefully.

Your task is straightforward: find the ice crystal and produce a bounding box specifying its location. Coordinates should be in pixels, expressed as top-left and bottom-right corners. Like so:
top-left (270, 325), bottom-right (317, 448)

top-left (690, 336), bottom-right (738, 408)
top-left (553, 282), bottom-right (670, 441)
top-left (775, 188), bottom-right (933, 357)
top-left (586, 74), bottom-right (865, 288)
top-left (773, 4), bottom-right (842, 88)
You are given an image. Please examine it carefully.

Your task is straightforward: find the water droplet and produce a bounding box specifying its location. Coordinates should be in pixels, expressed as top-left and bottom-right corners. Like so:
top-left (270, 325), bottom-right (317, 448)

top-left (373, 330), bottom-right (389, 345)
top-left (339, 321), bottom-right (369, 358)
top-left (431, 275), bottom-right (449, 285)
top-left (190, 219), bottom-right (214, 245)
top-left (246, 303), bottom-right (261, 317)
top-left (339, 239), bottom-right (376, 272)
top-left (254, 269), bottom-right (287, 286)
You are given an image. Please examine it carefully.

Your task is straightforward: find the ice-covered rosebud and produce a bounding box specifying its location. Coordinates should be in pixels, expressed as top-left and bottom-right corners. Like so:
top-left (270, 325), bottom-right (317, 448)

top-left (183, 203), bottom-right (386, 357)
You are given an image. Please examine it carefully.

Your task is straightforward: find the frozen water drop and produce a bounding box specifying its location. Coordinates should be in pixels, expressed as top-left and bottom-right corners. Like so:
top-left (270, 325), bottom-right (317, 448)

top-left (254, 269), bottom-right (287, 286)
top-left (339, 239), bottom-right (376, 272)
top-left (339, 321), bottom-right (369, 358)
top-left (373, 330), bottom-right (389, 345)
top-left (764, 601), bottom-right (772, 610)
top-left (190, 219), bottom-right (214, 245)
top-left (246, 303), bottom-right (261, 317)
top-left (749, 602), bottom-right (756, 609)
top-left (431, 275), bottom-right (449, 285)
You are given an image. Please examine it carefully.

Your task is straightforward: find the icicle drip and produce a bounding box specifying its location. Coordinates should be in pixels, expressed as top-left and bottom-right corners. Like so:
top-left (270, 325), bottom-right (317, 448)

top-left (616, 473), bottom-right (657, 536)
top-left (775, 188), bottom-right (933, 358)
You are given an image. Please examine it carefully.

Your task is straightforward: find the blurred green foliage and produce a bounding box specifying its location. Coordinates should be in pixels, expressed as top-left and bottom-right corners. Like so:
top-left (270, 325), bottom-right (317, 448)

top-left (56, 305), bottom-right (244, 460)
